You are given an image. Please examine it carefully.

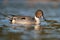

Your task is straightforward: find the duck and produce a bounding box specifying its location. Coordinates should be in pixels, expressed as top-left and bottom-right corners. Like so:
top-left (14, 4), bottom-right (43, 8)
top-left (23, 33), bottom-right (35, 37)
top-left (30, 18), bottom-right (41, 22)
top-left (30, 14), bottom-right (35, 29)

top-left (9, 9), bottom-right (46, 25)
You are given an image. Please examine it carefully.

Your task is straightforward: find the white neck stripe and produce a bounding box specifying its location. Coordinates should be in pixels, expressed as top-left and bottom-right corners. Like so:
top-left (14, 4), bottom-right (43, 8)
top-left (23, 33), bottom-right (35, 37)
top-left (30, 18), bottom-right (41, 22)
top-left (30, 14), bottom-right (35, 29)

top-left (35, 16), bottom-right (40, 24)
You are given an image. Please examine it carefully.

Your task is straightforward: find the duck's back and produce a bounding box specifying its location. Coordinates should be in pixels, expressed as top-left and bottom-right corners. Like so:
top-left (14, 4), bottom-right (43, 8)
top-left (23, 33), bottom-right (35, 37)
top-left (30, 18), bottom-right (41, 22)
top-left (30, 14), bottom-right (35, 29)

top-left (11, 16), bottom-right (35, 24)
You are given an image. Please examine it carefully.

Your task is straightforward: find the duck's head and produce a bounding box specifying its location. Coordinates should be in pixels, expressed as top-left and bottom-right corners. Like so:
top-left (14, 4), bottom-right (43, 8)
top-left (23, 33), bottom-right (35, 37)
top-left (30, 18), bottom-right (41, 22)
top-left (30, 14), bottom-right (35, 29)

top-left (35, 9), bottom-right (46, 20)
top-left (35, 9), bottom-right (43, 18)
top-left (35, 9), bottom-right (46, 24)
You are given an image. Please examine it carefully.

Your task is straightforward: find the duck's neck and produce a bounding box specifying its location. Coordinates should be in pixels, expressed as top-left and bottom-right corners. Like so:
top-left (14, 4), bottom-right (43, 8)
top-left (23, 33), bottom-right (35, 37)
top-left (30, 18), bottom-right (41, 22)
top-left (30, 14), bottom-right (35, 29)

top-left (35, 16), bottom-right (40, 24)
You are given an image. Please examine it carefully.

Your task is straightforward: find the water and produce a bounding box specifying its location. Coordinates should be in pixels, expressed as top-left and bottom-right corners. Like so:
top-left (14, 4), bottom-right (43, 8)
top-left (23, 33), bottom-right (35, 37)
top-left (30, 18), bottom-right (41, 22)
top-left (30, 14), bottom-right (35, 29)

top-left (0, 1), bottom-right (60, 40)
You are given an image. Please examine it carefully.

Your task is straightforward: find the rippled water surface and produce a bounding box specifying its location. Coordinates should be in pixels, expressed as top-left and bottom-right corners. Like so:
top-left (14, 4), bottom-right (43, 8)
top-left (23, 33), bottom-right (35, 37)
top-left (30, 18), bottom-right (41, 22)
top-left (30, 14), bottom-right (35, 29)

top-left (0, 1), bottom-right (60, 40)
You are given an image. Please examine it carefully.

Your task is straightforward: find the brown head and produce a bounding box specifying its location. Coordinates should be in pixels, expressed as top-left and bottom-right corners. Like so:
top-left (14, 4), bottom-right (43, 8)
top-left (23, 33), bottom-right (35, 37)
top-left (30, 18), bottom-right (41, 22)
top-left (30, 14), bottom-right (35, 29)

top-left (35, 9), bottom-right (43, 18)
top-left (35, 9), bottom-right (46, 21)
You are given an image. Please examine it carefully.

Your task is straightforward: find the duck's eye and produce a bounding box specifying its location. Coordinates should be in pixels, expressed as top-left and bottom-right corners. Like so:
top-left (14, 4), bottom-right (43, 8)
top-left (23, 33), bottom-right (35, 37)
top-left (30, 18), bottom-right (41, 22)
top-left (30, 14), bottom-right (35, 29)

top-left (21, 18), bottom-right (25, 19)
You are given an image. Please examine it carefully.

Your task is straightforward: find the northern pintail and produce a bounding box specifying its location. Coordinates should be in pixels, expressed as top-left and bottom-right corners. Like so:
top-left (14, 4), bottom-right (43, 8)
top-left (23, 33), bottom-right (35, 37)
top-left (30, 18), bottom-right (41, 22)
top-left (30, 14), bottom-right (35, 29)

top-left (9, 9), bottom-right (46, 25)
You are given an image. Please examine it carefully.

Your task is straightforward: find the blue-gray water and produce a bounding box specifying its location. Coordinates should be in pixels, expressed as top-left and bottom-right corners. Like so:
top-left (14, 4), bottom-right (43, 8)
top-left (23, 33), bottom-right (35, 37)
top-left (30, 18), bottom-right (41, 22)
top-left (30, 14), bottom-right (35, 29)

top-left (0, 1), bottom-right (60, 40)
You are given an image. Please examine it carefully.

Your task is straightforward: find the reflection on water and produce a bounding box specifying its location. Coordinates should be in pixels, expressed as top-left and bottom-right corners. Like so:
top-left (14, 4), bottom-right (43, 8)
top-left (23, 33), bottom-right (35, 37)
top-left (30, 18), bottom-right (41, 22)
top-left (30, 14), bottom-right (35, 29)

top-left (0, 23), bottom-right (60, 40)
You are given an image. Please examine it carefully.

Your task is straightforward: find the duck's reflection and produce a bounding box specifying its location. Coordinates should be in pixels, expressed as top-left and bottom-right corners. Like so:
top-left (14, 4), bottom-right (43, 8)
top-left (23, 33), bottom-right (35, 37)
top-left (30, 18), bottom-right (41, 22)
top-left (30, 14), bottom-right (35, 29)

top-left (34, 24), bottom-right (42, 31)
top-left (8, 24), bottom-right (43, 32)
top-left (2, 24), bottom-right (48, 40)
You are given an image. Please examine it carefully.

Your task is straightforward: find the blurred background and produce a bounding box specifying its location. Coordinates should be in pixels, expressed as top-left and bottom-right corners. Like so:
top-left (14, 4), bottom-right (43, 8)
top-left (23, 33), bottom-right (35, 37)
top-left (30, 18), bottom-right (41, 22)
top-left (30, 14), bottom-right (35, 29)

top-left (0, 0), bottom-right (60, 22)
top-left (0, 0), bottom-right (60, 19)
top-left (0, 0), bottom-right (60, 40)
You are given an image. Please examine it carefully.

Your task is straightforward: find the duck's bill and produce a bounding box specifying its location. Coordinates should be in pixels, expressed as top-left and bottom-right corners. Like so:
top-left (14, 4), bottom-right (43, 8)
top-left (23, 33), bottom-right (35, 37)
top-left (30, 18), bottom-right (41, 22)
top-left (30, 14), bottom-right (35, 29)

top-left (42, 16), bottom-right (46, 21)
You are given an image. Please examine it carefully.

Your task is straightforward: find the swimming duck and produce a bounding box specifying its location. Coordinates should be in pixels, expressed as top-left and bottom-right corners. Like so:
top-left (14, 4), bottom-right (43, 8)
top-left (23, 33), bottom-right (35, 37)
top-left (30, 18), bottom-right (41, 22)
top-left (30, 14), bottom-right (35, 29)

top-left (9, 9), bottom-right (46, 25)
